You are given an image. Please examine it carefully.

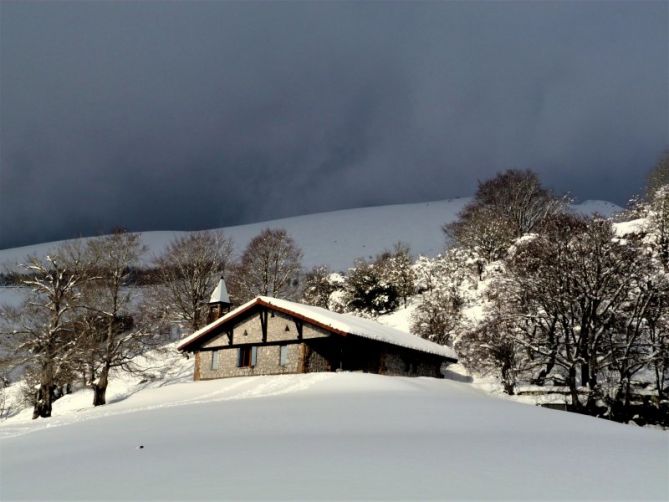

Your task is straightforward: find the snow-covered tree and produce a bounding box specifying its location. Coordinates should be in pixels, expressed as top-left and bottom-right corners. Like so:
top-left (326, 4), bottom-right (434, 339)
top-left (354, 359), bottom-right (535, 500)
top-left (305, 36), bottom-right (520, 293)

top-left (645, 150), bottom-right (669, 200)
top-left (487, 215), bottom-right (662, 415)
top-left (340, 259), bottom-right (398, 316)
top-left (375, 242), bottom-right (415, 308)
top-left (646, 185), bottom-right (669, 269)
top-left (302, 266), bottom-right (339, 308)
top-left (1, 244), bottom-right (87, 418)
top-left (456, 303), bottom-right (530, 395)
top-left (410, 249), bottom-right (476, 346)
top-left (626, 183), bottom-right (669, 400)
top-left (335, 244), bottom-right (416, 316)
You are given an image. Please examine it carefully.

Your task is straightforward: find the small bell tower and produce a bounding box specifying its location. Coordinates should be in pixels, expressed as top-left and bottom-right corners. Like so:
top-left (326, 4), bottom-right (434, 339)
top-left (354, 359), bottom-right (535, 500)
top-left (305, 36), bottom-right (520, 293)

top-left (207, 277), bottom-right (231, 324)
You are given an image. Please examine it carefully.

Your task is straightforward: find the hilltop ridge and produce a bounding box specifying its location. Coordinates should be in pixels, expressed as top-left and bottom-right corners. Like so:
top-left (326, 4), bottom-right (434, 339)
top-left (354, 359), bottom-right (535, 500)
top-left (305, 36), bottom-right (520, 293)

top-left (0, 198), bottom-right (622, 272)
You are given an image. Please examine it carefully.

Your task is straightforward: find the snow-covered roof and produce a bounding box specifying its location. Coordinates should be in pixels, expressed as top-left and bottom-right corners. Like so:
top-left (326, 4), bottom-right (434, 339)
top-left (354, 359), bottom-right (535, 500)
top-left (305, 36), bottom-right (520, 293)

top-left (209, 278), bottom-right (230, 304)
top-left (178, 296), bottom-right (457, 361)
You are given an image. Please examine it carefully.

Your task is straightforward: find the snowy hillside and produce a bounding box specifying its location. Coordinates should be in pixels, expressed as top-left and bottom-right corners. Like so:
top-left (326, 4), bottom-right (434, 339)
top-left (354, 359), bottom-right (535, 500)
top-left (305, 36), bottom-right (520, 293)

top-left (1, 372), bottom-right (666, 500)
top-left (570, 199), bottom-right (623, 217)
top-left (0, 198), bottom-right (622, 273)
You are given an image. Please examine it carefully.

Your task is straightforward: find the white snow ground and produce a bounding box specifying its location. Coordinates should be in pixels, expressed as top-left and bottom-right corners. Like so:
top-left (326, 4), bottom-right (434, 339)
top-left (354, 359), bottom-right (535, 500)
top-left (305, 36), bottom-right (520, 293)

top-left (0, 197), bottom-right (622, 273)
top-left (1, 372), bottom-right (667, 501)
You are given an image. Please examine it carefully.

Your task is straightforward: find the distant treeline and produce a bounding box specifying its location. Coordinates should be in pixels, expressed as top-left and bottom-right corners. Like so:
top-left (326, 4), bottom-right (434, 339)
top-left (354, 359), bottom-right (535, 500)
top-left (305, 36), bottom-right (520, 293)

top-left (0, 267), bottom-right (165, 287)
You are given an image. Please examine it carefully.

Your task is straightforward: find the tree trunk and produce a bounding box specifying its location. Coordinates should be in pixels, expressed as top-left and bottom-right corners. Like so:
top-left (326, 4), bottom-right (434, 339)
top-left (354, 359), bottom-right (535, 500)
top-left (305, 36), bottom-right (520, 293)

top-left (655, 363), bottom-right (665, 402)
top-left (533, 351), bottom-right (556, 386)
top-left (33, 359), bottom-right (57, 419)
top-left (503, 380), bottom-right (515, 395)
top-left (32, 383), bottom-right (55, 419)
top-left (580, 361), bottom-right (590, 388)
top-left (567, 366), bottom-right (582, 411)
top-left (92, 365), bottom-right (110, 407)
top-left (501, 361), bottom-right (515, 395)
top-left (533, 320), bottom-right (558, 386)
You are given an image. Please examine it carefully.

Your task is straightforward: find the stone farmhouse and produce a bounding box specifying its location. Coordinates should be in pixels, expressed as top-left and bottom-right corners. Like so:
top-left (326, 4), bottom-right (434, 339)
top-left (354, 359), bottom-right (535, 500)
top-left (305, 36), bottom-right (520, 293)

top-left (177, 279), bottom-right (458, 380)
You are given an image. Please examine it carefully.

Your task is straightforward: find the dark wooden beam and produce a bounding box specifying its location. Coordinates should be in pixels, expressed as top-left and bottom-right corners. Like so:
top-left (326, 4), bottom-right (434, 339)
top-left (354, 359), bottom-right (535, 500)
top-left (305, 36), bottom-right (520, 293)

top-left (294, 319), bottom-right (303, 340)
top-left (299, 343), bottom-right (309, 373)
top-left (255, 298), bottom-right (349, 337)
top-left (260, 308), bottom-right (268, 343)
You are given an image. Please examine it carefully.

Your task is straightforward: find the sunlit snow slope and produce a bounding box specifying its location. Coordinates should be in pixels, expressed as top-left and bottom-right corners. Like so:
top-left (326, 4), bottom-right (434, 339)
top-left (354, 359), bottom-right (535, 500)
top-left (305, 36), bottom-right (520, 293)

top-left (0, 198), bottom-right (622, 272)
top-left (0, 373), bottom-right (666, 501)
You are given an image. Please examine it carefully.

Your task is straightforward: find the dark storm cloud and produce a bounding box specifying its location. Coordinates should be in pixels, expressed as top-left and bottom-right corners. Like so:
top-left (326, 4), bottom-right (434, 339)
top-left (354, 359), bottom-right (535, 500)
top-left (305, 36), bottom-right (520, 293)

top-left (1, 1), bottom-right (667, 248)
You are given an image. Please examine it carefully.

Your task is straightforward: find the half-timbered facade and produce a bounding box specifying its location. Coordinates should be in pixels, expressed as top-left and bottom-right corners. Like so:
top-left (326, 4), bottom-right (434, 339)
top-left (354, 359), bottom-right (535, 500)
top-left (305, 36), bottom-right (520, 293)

top-left (177, 295), bottom-right (458, 380)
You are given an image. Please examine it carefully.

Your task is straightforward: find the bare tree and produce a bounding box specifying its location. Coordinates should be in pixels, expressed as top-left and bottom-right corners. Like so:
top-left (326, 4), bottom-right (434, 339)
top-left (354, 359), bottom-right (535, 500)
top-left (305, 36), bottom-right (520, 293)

top-left (152, 231), bottom-right (234, 332)
top-left (78, 230), bottom-right (151, 406)
top-left (232, 228), bottom-right (302, 301)
top-left (445, 169), bottom-right (567, 260)
top-left (1, 244), bottom-right (87, 418)
top-left (445, 205), bottom-right (514, 261)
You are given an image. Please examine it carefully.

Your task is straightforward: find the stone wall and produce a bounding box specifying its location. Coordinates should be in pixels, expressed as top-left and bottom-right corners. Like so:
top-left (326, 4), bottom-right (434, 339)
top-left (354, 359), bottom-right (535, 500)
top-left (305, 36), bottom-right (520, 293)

top-left (202, 309), bottom-right (329, 349)
top-left (306, 345), bottom-right (331, 372)
top-left (197, 342), bottom-right (303, 380)
top-left (380, 350), bottom-right (442, 378)
top-left (380, 351), bottom-right (406, 376)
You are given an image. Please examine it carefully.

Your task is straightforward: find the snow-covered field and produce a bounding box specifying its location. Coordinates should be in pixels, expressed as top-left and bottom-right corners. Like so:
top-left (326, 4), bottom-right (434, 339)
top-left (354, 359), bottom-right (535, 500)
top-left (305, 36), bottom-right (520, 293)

top-left (1, 371), bottom-right (666, 501)
top-left (0, 197), bottom-right (622, 273)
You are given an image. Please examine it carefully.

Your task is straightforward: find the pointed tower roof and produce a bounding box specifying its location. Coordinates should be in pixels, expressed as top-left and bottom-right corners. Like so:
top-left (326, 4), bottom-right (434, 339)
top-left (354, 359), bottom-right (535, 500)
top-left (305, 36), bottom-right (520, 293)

top-left (209, 277), bottom-right (230, 305)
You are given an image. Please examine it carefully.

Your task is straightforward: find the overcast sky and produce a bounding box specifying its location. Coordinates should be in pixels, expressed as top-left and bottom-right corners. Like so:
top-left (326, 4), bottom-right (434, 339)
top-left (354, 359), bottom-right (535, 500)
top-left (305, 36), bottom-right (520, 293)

top-left (1, 1), bottom-right (667, 249)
